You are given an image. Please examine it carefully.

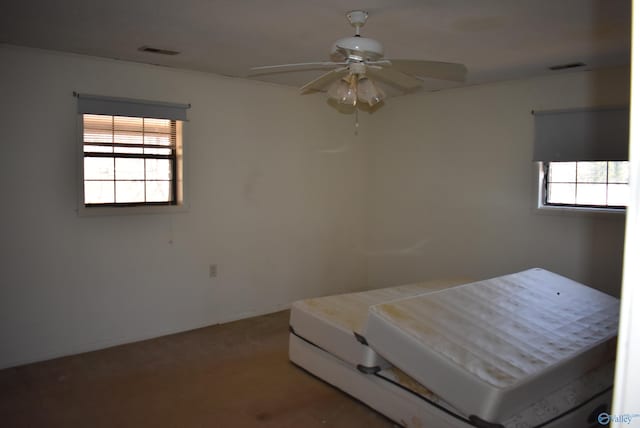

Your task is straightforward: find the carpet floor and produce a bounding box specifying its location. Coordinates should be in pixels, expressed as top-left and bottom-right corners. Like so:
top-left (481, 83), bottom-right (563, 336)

top-left (0, 310), bottom-right (396, 427)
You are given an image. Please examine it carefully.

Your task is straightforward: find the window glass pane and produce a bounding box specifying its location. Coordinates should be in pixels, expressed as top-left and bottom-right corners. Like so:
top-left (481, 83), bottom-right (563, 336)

top-left (608, 184), bottom-right (630, 206)
top-left (146, 181), bottom-right (171, 202)
top-left (576, 183), bottom-right (607, 205)
top-left (84, 158), bottom-right (114, 180)
top-left (82, 114), bottom-right (178, 206)
top-left (547, 183), bottom-right (575, 204)
top-left (146, 159), bottom-right (172, 180)
top-left (544, 161), bottom-right (627, 209)
top-left (577, 161), bottom-right (607, 183)
top-left (115, 181), bottom-right (145, 203)
top-left (115, 158), bottom-right (145, 180)
top-left (608, 161), bottom-right (630, 183)
top-left (114, 146), bottom-right (144, 154)
top-left (84, 145), bottom-right (113, 153)
top-left (548, 162), bottom-right (576, 182)
top-left (144, 147), bottom-right (172, 155)
top-left (85, 181), bottom-right (114, 204)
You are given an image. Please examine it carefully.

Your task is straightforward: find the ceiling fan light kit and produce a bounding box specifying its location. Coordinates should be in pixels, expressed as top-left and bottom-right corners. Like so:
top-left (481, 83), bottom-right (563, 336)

top-left (356, 77), bottom-right (386, 106)
top-left (326, 74), bottom-right (386, 107)
top-left (328, 77), bottom-right (357, 106)
top-left (249, 10), bottom-right (467, 113)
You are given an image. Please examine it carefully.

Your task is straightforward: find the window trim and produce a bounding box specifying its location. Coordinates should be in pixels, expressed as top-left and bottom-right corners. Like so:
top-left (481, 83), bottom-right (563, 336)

top-left (77, 117), bottom-right (188, 217)
top-left (534, 162), bottom-right (626, 216)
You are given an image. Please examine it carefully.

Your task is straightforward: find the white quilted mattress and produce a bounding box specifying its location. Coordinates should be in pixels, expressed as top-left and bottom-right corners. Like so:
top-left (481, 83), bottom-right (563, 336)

top-left (364, 268), bottom-right (620, 423)
top-left (289, 278), bottom-right (470, 368)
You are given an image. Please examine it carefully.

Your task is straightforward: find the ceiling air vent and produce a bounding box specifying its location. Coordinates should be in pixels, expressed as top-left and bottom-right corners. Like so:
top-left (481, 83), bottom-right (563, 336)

top-left (138, 46), bottom-right (180, 56)
top-left (548, 62), bottom-right (585, 71)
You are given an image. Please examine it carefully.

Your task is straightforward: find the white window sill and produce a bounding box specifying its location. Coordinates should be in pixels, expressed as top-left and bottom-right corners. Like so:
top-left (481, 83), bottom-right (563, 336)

top-left (77, 203), bottom-right (189, 217)
top-left (535, 204), bottom-right (626, 218)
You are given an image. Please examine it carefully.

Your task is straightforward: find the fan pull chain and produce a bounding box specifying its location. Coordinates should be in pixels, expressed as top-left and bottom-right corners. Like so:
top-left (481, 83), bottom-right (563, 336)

top-left (354, 108), bottom-right (359, 136)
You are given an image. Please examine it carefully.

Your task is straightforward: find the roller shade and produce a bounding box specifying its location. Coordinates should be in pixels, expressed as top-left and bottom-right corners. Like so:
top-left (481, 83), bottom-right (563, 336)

top-left (533, 107), bottom-right (629, 161)
top-left (76, 93), bottom-right (190, 121)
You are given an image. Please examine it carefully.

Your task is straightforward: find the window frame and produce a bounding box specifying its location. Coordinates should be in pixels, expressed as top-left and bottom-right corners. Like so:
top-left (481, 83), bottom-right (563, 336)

top-left (535, 162), bottom-right (626, 216)
top-left (77, 115), bottom-right (187, 217)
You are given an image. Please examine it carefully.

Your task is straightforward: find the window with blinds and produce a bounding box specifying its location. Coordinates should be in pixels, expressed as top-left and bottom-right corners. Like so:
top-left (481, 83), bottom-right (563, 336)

top-left (82, 114), bottom-right (178, 206)
top-left (533, 107), bottom-right (630, 212)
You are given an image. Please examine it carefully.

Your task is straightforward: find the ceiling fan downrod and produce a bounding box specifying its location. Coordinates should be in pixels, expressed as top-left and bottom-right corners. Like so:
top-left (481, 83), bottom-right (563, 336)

top-left (346, 10), bottom-right (369, 36)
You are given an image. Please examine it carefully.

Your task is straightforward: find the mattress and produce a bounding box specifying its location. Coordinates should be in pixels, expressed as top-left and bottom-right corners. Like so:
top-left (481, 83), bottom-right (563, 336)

top-left (364, 268), bottom-right (620, 424)
top-left (289, 278), bottom-right (470, 369)
top-left (289, 332), bottom-right (614, 428)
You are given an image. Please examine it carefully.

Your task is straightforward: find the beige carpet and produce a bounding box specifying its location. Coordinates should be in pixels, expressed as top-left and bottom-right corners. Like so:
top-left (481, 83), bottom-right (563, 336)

top-left (0, 310), bottom-right (396, 427)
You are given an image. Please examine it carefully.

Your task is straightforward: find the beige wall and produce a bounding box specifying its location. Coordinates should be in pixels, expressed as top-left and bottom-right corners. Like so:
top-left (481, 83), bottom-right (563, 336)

top-left (0, 46), bottom-right (367, 368)
top-left (365, 67), bottom-right (629, 296)
top-left (0, 44), bottom-right (630, 369)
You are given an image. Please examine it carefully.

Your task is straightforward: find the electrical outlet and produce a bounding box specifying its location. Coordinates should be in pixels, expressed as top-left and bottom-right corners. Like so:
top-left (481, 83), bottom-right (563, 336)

top-left (209, 264), bottom-right (217, 278)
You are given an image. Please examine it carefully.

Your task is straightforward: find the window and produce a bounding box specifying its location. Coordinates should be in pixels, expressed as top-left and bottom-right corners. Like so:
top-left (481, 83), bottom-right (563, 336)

top-left (542, 161), bottom-right (630, 209)
top-left (83, 114), bottom-right (180, 205)
top-left (76, 94), bottom-right (189, 212)
top-left (533, 107), bottom-right (629, 213)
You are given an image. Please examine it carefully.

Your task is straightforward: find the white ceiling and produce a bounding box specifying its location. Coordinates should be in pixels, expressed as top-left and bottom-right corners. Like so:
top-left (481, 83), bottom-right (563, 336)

top-left (0, 0), bottom-right (631, 92)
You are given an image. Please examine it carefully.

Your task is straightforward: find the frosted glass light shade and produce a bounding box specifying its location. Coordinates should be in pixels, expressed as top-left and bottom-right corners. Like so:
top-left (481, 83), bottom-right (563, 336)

top-left (327, 75), bottom-right (385, 107)
top-left (328, 79), bottom-right (348, 101)
top-left (328, 77), bottom-right (357, 106)
top-left (343, 84), bottom-right (357, 106)
top-left (357, 77), bottom-right (385, 106)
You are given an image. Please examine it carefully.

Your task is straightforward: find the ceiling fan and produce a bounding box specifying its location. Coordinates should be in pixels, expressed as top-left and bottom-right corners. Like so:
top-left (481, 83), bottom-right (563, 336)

top-left (248, 10), bottom-right (467, 108)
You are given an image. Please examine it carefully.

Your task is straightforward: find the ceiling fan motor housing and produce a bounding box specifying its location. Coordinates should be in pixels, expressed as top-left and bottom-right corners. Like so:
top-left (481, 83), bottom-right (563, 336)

top-left (332, 36), bottom-right (384, 62)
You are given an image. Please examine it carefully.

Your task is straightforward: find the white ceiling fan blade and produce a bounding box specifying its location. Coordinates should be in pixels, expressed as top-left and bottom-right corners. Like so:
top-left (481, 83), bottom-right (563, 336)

top-left (248, 62), bottom-right (347, 75)
top-left (366, 67), bottom-right (423, 91)
top-left (300, 67), bottom-right (349, 93)
top-left (387, 59), bottom-right (467, 82)
top-left (365, 60), bottom-right (392, 67)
